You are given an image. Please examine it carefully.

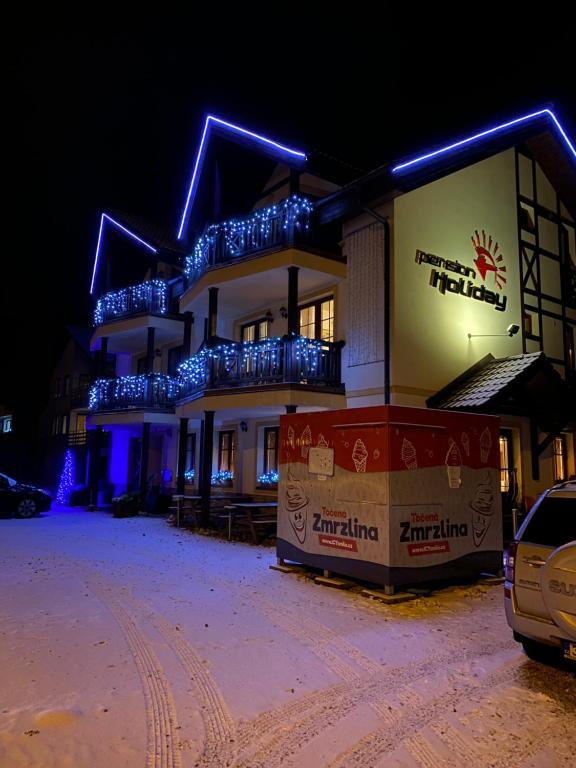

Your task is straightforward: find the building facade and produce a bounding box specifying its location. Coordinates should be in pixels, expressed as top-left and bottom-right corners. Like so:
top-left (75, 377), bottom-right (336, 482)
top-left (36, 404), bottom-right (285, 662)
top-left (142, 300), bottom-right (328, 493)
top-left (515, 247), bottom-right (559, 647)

top-left (86, 110), bottom-right (576, 525)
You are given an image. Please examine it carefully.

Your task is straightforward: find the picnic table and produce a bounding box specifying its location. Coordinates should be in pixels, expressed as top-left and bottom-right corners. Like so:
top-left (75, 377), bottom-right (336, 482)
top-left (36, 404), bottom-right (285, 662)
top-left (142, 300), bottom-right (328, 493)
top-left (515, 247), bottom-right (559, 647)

top-left (222, 502), bottom-right (278, 543)
top-left (171, 495), bottom-right (201, 527)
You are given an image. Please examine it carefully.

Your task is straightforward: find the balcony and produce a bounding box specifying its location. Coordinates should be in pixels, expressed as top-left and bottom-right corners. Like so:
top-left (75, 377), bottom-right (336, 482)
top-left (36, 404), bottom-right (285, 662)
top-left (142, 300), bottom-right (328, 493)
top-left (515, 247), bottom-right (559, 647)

top-left (93, 279), bottom-right (170, 326)
top-left (185, 195), bottom-right (315, 284)
top-left (89, 374), bottom-right (180, 413)
top-left (178, 335), bottom-right (343, 399)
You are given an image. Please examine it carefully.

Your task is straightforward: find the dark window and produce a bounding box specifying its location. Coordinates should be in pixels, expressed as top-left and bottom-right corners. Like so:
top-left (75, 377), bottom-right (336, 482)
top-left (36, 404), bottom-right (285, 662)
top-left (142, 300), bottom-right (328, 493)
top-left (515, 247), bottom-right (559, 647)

top-left (185, 433), bottom-right (196, 478)
top-left (218, 430), bottom-right (236, 475)
top-left (566, 325), bottom-right (575, 374)
top-left (168, 345), bottom-right (184, 377)
top-left (520, 498), bottom-right (576, 548)
top-left (299, 296), bottom-right (334, 341)
top-left (263, 427), bottom-right (279, 475)
top-left (55, 378), bottom-right (61, 398)
top-left (63, 375), bottom-right (71, 396)
top-left (137, 356), bottom-right (148, 375)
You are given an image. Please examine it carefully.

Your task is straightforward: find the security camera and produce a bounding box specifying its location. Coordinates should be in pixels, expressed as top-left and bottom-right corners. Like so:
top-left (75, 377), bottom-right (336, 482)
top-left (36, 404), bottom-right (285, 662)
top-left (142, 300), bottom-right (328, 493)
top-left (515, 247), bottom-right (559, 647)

top-left (507, 324), bottom-right (520, 337)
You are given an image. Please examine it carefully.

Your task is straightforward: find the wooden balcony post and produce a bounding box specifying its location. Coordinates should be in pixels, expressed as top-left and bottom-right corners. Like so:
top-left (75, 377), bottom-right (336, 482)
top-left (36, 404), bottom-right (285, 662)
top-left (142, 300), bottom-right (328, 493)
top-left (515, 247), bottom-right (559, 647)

top-left (287, 266), bottom-right (299, 336)
top-left (208, 287), bottom-right (219, 342)
top-left (146, 327), bottom-right (156, 374)
top-left (98, 337), bottom-right (108, 378)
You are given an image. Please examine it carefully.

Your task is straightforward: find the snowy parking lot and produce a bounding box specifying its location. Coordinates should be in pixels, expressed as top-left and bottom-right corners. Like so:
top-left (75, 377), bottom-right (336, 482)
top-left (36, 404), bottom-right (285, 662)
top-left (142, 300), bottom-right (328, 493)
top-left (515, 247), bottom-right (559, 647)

top-left (1, 507), bottom-right (574, 768)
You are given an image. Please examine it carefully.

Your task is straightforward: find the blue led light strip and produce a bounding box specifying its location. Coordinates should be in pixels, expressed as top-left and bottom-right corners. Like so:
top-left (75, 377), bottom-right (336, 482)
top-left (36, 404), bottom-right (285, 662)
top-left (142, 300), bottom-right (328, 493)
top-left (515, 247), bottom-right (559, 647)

top-left (90, 214), bottom-right (159, 295)
top-left (177, 115), bottom-right (307, 241)
top-left (392, 109), bottom-right (576, 174)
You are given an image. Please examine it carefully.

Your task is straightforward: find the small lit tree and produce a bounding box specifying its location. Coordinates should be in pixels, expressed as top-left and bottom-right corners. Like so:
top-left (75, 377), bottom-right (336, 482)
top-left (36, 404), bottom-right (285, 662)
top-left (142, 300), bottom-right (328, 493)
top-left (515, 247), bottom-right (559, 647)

top-left (56, 450), bottom-right (74, 504)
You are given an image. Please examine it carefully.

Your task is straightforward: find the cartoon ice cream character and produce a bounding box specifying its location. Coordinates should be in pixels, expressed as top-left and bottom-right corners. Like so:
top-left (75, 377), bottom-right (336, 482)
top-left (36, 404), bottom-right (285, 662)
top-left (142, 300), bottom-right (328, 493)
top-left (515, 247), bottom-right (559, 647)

top-left (285, 472), bottom-right (309, 544)
top-left (401, 438), bottom-right (417, 470)
top-left (445, 440), bottom-right (462, 488)
top-left (469, 472), bottom-right (495, 547)
top-left (352, 438), bottom-right (368, 473)
top-left (300, 425), bottom-right (312, 458)
top-left (317, 433), bottom-right (328, 448)
top-left (461, 432), bottom-right (470, 457)
top-left (480, 427), bottom-right (492, 463)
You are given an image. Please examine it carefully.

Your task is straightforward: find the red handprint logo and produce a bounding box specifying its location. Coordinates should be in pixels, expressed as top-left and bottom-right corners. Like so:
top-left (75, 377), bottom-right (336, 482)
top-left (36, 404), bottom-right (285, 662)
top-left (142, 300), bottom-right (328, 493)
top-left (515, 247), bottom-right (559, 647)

top-left (471, 230), bottom-right (507, 289)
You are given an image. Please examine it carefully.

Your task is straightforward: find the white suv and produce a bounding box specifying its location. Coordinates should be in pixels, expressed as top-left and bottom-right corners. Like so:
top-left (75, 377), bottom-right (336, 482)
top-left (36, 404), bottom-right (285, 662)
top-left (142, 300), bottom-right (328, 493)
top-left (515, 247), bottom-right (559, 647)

top-left (504, 481), bottom-right (575, 664)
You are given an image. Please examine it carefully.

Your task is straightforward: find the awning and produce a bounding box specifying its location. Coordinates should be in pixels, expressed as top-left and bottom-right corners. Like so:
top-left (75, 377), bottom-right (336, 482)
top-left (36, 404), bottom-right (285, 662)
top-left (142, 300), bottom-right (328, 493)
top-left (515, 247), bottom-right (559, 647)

top-left (427, 352), bottom-right (575, 433)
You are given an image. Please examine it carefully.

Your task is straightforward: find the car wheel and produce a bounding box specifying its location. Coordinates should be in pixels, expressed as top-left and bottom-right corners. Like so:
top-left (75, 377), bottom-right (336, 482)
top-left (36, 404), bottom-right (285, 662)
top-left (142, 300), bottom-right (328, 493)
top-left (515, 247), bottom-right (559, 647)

top-left (520, 637), bottom-right (557, 663)
top-left (16, 498), bottom-right (37, 518)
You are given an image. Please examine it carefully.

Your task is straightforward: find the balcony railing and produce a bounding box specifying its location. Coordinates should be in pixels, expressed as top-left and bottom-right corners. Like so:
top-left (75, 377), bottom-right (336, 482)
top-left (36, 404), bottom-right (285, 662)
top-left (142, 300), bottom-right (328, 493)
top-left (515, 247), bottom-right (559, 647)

top-left (185, 195), bottom-right (313, 283)
top-left (94, 279), bottom-right (169, 326)
top-left (89, 374), bottom-right (180, 412)
top-left (178, 335), bottom-right (343, 399)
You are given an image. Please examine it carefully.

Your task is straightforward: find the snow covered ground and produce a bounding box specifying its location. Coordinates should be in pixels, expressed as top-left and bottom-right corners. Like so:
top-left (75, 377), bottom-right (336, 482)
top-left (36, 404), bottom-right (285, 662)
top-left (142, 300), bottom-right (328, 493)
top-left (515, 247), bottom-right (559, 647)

top-left (0, 507), bottom-right (574, 768)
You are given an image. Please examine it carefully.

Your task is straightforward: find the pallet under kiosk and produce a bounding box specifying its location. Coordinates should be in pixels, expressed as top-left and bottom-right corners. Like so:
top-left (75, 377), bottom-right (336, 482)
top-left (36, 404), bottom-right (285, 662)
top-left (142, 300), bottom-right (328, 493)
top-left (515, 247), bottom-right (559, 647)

top-left (277, 405), bottom-right (502, 593)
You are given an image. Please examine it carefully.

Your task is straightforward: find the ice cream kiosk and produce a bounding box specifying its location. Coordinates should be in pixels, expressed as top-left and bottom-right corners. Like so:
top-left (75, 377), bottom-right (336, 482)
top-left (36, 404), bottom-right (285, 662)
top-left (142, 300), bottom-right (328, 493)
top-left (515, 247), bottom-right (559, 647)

top-left (277, 405), bottom-right (502, 591)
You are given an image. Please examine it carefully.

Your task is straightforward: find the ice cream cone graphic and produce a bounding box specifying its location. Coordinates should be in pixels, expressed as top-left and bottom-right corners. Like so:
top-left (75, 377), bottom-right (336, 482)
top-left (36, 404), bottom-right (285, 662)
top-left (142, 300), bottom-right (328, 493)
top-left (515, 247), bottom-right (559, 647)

top-left (480, 427), bottom-right (492, 463)
top-left (317, 433), bottom-right (328, 448)
top-left (445, 440), bottom-right (462, 488)
top-left (401, 438), bottom-right (418, 470)
top-left (286, 471), bottom-right (309, 544)
top-left (287, 425), bottom-right (295, 449)
top-left (469, 472), bottom-right (495, 547)
top-left (300, 425), bottom-right (312, 458)
top-left (352, 439), bottom-right (368, 473)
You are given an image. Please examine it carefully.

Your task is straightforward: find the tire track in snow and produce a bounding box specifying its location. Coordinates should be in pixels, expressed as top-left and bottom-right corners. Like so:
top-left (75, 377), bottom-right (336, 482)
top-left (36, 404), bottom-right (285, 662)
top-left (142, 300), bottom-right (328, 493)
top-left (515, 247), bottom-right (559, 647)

top-left (123, 590), bottom-right (236, 768)
top-left (235, 640), bottom-right (517, 768)
top-left (327, 660), bottom-right (519, 768)
top-left (429, 696), bottom-right (575, 768)
top-left (89, 582), bottom-right (181, 768)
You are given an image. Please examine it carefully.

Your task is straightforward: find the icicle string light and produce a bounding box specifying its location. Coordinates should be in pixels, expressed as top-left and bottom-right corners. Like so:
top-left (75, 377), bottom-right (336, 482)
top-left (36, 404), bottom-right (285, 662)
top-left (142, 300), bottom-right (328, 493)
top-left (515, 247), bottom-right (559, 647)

top-left (94, 279), bottom-right (168, 326)
top-left (177, 336), bottom-right (329, 393)
top-left (89, 374), bottom-right (180, 410)
top-left (185, 195), bottom-right (313, 278)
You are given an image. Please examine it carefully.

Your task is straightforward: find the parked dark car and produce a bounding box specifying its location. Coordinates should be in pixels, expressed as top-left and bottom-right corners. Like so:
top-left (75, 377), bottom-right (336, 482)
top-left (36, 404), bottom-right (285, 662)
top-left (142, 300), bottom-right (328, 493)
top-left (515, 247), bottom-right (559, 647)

top-left (0, 472), bottom-right (52, 518)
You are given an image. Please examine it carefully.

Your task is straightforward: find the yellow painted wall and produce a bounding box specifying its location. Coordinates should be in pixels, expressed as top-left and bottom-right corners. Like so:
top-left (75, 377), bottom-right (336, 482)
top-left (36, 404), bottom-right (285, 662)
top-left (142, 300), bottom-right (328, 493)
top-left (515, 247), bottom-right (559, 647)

top-left (393, 149), bottom-right (521, 402)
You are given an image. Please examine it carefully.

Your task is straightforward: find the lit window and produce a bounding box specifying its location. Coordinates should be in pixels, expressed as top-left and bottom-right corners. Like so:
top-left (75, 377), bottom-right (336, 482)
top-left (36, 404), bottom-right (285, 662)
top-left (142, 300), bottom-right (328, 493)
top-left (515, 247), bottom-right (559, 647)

top-left (218, 431), bottom-right (236, 476)
top-left (553, 435), bottom-right (567, 482)
top-left (499, 435), bottom-right (510, 493)
top-left (299, 296), bottom-right (334, 341)
top-left (264, 427), bottom-right (279, 475)
top-left (241, 318), bottom-right (270, 343)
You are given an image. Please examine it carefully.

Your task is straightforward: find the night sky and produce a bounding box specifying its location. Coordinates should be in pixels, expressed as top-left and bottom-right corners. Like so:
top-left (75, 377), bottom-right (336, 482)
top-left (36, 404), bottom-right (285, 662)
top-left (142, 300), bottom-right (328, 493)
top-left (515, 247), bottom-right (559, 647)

top-left (4, 28), bottom-right (575, 414)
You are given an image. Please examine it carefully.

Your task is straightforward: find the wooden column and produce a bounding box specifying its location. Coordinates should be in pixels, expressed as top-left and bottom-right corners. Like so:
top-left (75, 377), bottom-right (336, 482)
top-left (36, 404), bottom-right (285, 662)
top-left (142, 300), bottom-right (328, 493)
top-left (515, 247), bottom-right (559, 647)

top-left (199, 410), bottom-right (214, 526)
top-left (177, 417), bottom-right (188, 494)
top-left (140, 422), bottom-right (151, 499)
